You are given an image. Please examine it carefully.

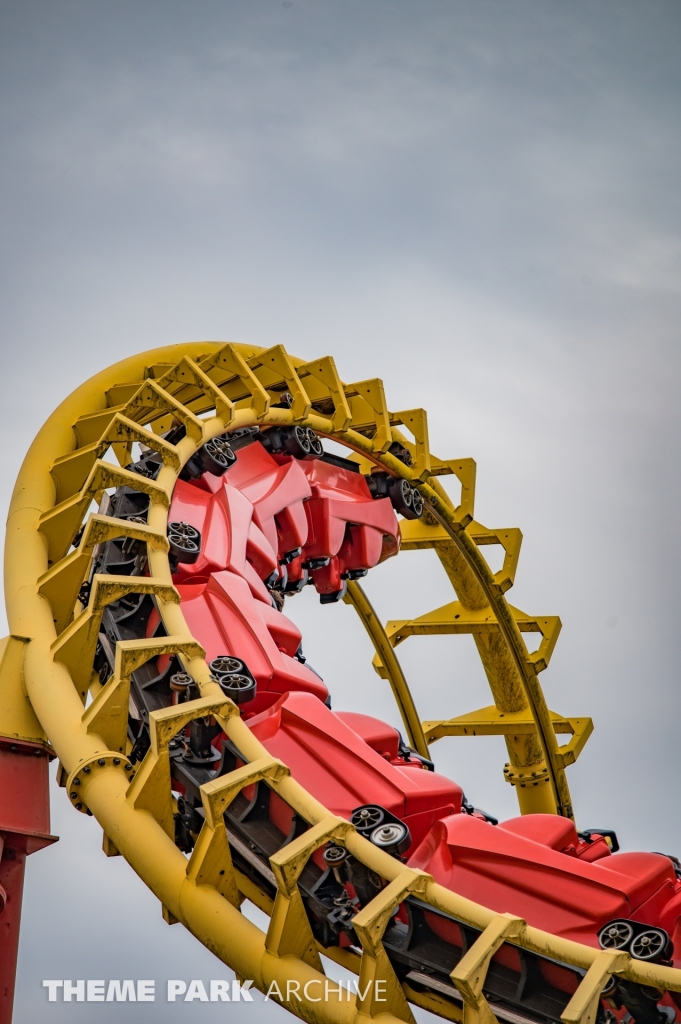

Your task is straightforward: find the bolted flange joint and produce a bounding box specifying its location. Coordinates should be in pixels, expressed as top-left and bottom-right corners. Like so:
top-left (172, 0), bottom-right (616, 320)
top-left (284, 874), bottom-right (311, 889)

top-left (503, 762), bottom-right (550, 789)
top-left (66, 752), bottom-right (135, 815)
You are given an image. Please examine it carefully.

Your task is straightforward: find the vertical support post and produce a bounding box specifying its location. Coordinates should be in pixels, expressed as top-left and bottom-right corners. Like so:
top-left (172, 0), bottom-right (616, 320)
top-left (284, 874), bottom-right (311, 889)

top-left (0, 637), bottom-right (58, 1024)
top-left (0, 837), bottom-right (26, 1024)
top-left (450, 913), bottom-right (525, 1024)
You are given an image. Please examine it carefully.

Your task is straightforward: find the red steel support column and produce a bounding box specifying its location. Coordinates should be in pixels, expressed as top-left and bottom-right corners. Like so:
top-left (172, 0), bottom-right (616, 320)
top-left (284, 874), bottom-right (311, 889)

top-left (0, 833), bottom-right (27, 1021)
top-left (0, 633), bottom-right (58, 1024)
top-left (0, 738), bottom-right (57, 1024)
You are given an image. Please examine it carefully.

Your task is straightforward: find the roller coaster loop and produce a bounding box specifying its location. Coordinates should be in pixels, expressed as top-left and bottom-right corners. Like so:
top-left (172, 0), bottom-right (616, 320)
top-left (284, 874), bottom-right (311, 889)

top-left (2, 342), bottom-right (680, 1024)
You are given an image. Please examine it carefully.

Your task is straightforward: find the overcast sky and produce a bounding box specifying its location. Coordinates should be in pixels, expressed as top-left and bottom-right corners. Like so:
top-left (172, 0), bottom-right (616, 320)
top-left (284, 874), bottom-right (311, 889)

top-left (1, 2), bottom-right (680, 1021)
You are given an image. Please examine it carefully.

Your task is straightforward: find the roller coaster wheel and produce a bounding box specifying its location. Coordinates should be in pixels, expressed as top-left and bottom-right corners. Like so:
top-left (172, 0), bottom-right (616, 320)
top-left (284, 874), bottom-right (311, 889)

top-left (370, 821), bottom-right (411, 857)
top-left (599, 919), bottom-right (635, 950)
top-left (388, 441), bottom-right (413, 467)
top-left (209, 655), bottom-right (247, 677)
top-left (306, 428), bottom-right (324, 458)
top-left (180, 436), bottom-right (236, 479)
top-left (285, 425), bottom-right (312, 457)
top-left (616, 982), bottom-right (676, 1024)
top-left (323, 845), bottom-right (348, 866)
top-left (410, 486), bottom-right (424, 518)
top-left (167, 521), bottom-right (201, 564)
top-left (366, 471), bottom-right (422, 519)
top-left (350, 805), bottom-right (386, 831)
top-left (169, 672), bottom-right (197, 701)
top-left (209, 656), bottom-right (256, 704)
top-left (201, 435), bottom-right (237, 474)
top-left (271, 391), bottom-right (294, 409)
top-left (260, 424), bottom-right (323, 460)
top-left (388, 477), bottom-right (421, 520)
top-left (260, 424), bottom-right (310, 458)
top-left (217, 673), bottom-right (257, 705)
top-left (630, 928), bottom-right (671, 963)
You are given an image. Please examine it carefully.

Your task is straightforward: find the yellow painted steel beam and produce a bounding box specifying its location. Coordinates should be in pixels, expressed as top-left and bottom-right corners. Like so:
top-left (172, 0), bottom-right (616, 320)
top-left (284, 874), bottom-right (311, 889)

top-left (383, 600), bottom-right (562, 674)
top-left (331, 428), bottom-right (574, 816)
top-left (343, 581), bottom-right (430, 759)
top-left (422, 705), bottom-right (594, 773)
top-left (451, 914), bottom-right (526, 1024)
top-left (561, 950), bottom-right (630, 1024)
top-left (5, 340), bottom-right (674, 1024)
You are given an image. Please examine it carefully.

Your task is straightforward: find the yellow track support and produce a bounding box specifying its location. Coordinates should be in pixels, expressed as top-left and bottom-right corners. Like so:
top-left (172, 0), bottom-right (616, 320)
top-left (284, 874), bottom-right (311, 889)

top-left (4, 340), bottom-right (681, 1024)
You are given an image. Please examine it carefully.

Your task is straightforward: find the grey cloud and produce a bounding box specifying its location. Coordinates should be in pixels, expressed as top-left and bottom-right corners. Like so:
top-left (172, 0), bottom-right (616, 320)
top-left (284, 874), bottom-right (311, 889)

top-left (1, 2), bottom-right (680, 1021)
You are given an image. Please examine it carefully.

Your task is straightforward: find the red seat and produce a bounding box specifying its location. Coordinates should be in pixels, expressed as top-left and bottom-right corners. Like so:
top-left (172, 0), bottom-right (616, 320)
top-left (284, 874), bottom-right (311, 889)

top-left (335, 711), bottom-right (401, 761)
top-left (408, 813), bottom-right (678, 945)
top-left (500, 814), bottom-right (580, 851)
top-left (298, 460), bottom-right (399, 595)
top-left (247, 692), bottom-right (462, 853)
top-left (168, 477), bottom-right (277, 602)
top-left (334, 711), bottom-right (429, 771)
top-left (178, 574), bottom-right (329, 714)
top-left (224, 442), bottom-right (312, 561)
top-left (170, 442), bottom-right (400, 599)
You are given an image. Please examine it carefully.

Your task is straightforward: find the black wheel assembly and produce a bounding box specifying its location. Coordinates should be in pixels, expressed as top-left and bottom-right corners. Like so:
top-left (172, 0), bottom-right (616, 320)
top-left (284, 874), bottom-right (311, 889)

top-left (260, 425), bottom-right (324, 460)
top-left (351, 805), bottom-right (385, 832)
top-left (199, 436), bottom-right (237, 475)
top-left (630, 928), bottom-right (671, 962)
top-left (209, 655), bottom-right (257, 705)
top-left (366, 472), bottom-right (423, 520)
top-left (369, 821), bottom-right (411, 856)
top-left (350, 804), bottom-right (411, 856)
top-left (599, 920), bottom-right (635, 950)
top-left (599, 920), bottom-right (672, 963)
top-left (167, 522), bottom-right (201, 565)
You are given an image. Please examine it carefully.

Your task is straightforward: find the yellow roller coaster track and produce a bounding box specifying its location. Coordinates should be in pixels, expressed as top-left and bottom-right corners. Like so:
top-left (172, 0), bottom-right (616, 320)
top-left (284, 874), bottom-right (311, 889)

top-left (3, 340), bottom-right (680, 1024)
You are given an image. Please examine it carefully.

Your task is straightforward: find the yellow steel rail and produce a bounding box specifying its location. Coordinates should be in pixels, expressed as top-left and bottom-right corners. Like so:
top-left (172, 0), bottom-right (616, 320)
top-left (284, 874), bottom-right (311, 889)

top-left (343, 580), bottom-right (430, 760)
top-left (4, 341), bottom-right (679, 1024)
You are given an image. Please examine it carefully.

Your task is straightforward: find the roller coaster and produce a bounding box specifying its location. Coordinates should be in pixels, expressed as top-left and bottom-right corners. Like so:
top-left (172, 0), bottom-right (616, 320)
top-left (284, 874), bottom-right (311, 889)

top-left (1, 342), bottom-right (680, 1024)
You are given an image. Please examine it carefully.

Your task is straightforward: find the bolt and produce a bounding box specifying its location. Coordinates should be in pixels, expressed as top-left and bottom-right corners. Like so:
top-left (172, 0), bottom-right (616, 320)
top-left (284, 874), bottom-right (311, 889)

top-left (70, 792), bottom-right (77, 799)
top-left (76, 803), bottom-right (82, 810)
top-left (113, 758), bottom-right (120, 766)
top-left (84, 766), bottom-right (91, 774)
top-left (73, 778), bottom-right (80, 786)
top-left (34, 749), bottom-right (42, 756)
top-left (124, 764), bottom-right (132, 771)
top-left (98, 759), bottom-right (105, 766)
